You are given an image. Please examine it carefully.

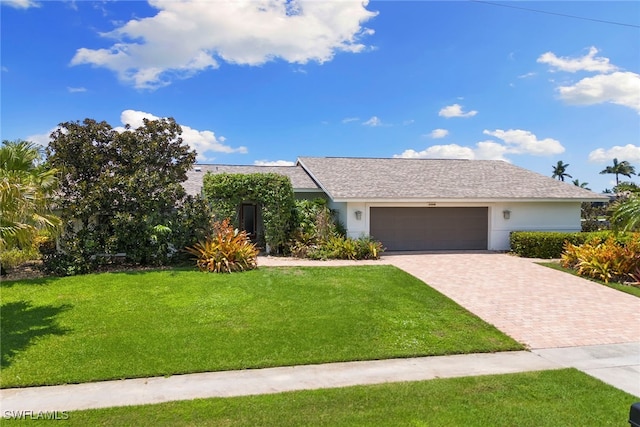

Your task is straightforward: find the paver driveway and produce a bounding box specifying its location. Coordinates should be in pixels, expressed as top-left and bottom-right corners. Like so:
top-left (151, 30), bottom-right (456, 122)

top-left (384, 252), bottom-right (640, 349)
top-left (260, 253), bottom-right (640, 349)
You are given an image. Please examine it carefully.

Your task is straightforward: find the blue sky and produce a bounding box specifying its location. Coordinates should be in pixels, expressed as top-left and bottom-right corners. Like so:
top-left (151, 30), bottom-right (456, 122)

top-left (2, 0), bottom-right (639, 192)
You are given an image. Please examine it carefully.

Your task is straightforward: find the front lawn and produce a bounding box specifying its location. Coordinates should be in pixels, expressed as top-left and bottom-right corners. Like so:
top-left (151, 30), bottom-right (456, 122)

top-left (0, 266), bottom-right (522, 388)
top-left (539, 261), bottom-right (640, 298)
top-left (11, 369), bottom-right (636, 426)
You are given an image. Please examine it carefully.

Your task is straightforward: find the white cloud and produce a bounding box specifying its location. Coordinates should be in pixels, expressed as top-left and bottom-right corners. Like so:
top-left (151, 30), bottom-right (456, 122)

top-left (2, 0), bottom-right (40, 9)
top-left (556, 71), bottom-right (640, 113)
top-left (254, 160), bottom-right (295, 166)
top-left (588, 144), bottom-right (640, 163)
top-left (67, 86), bottom-right (87, 93)
top-left (427, 128), bottom-right (448, 139)
top-left (474, 141), bottom-right (509, 161)
top-left (342, 117), bottom-right (359, 124)
top-left (70, 0), bottom-right (378, 90)
top-left (518, 72), bottom-right (536, 79)
top-left (438, 104), bottom-right (477, 118)
top-left (117, 110), bottom-right (247, 161)
top-left (363, 116), bottom-right (382, 127)
top-left (394, 144), bottom-right (474, 160)
top-left (394, 141), bottom-right (509, 161)
top-left (394, 129), bottom-right (562, 161)
top-left (483, 129), bottom-right (564, 156)
top-left (402, 119), bottom-right (415, 125)
top-left (537, 47), bottom-right (617, 73)
top-left (24, 110), bottom-right (248, 160)
top-left (26, 128), bottom-right (57, 147)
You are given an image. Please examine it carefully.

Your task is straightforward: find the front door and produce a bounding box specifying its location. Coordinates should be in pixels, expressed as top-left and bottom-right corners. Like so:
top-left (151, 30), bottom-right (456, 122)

top-left (240, 203), bottom-right (257, 240)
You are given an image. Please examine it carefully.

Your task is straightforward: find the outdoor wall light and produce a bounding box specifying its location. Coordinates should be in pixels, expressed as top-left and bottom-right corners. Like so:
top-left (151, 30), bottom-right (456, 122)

top-left (503, 209), bottom-right (511, 220)
top-left (354, 210), bottom-right (362, 220)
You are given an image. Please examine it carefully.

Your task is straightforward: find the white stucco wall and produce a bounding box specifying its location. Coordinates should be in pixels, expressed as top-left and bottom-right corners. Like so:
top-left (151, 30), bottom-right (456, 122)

top-left (489, 201), bottom-right (581, 250)
top-left (330, 201), bottom-right (582, 251)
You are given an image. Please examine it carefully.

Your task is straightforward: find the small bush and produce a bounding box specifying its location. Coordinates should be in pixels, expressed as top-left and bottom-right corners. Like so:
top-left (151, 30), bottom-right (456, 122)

top-left (0, 247), bottom-right (39, 270)
top-left (288, 199), bottom-right (383, 261)
top-left (185, 219), bottom-right (258, 273)
top-left (509, 231), bottom-right (611, 259)
top-left (306, 236), bottom-right (384, 260)
top-left (561, 235), bottom-right (640, 283)
top-left (1, 233), bottom-right (53, 274)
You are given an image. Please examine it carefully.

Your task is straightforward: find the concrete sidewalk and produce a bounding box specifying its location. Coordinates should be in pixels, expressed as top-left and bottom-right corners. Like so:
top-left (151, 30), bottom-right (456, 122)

top-left (533, 342), bottom-right (640, 397)
top-left (2, 344), bottom-right (637, 414)
top-left (0, 351), bottom-right (561, 413)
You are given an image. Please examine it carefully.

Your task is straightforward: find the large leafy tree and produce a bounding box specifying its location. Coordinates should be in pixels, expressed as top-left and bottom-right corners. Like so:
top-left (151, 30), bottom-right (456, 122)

top-left (47, 118), bottom-right (203, 269)
top-left (600, 158), bottom-right (636, 185)
top-left (0, 140), bottom-right (60, 251)
top-left (551, 160), bottom-right (572, 181)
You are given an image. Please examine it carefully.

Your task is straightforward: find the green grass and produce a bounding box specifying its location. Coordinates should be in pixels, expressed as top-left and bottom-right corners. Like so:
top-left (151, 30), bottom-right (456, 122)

top-left (5, 369), bottom-right (636, 426)
top-left (0, 266), bottom-right (522, 388)
top-left (539, 261), bottom-right (640, 298)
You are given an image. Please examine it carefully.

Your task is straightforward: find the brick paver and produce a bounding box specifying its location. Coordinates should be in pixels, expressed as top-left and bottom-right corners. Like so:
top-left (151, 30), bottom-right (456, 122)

top-left (259, 253), bottom-right (640, 349)
top-left (384, 253), bottom-right (640, 349)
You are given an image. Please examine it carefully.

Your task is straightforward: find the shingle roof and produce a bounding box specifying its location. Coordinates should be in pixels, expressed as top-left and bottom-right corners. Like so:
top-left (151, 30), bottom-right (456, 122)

top-left (297, 157), bottom-right (607, 201)
top-left (184, 164), bottom-right (320, 196)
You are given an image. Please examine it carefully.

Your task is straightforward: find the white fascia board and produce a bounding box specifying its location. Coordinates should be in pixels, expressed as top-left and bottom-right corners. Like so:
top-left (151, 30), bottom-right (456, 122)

top-left (293, 187), bottom-right (325, 193)
top-left (332, 197), bottom-right (607, 203)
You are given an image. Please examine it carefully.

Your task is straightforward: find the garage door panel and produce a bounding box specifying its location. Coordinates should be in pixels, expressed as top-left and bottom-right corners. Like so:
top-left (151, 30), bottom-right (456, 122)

top-left (370, 207), bottom-right (488, 251)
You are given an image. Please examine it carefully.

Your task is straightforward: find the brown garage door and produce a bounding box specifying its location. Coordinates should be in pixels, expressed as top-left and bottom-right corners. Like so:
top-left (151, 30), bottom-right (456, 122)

top-left (370, 207), bottom-right (488, 251)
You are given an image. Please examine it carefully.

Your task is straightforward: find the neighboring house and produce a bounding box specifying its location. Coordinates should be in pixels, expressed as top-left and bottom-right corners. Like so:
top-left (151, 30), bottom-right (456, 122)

top-left (185, 157), bottom-right (607, 251)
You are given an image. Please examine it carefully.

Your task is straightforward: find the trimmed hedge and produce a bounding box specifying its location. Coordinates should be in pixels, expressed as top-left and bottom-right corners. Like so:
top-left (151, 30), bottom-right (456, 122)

top-left (509, 231), bottom-right (612, 259)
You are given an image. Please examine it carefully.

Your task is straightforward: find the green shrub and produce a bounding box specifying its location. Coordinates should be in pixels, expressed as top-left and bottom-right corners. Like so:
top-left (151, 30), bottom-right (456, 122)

top-left (509, 231), bottom-right (612, 259)
top-left (0, 247), bottom-right (39, 270)
top-left (289, 199), bottom-right (383, 260)
top-left (561, 235), bottom-right (640, 283)
top-left (40, 196), bottom-right (212, 276)
top-left (203, 173), bottom-right (296, 253)
top-left (185, 219), bottom-right (259, 273)
top-left (1, 232), bottom-right (53, 274)
top-left (354, 235), bottom-right (384, 260)
top-left (306, 236), bottom-right (384, 260)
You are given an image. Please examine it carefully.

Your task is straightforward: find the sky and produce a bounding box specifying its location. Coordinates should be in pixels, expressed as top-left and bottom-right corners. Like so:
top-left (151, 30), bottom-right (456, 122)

top-left (2, 0), bottom-right (639, 193)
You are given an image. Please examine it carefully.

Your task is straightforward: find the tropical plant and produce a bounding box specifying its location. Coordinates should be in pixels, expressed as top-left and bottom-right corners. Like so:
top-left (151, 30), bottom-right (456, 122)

top-left (599, 158), bottom-right (636, 185)
top-left (610, 195), bottom-right (640, 232)
top-left (551, 160), bottom-right (572, 181)
top-left (561, 235), bottom-right (640, 283)
top-left (185, 219), bottom-right (259, 273)
top-left (0, 140), bottom-right (60, 252)
top-left (288, 199), bottom-right (383, 260)
top-left (612, 181), bottom-right (640, 195)
top-left (571, 179), bottom-right (590, 190)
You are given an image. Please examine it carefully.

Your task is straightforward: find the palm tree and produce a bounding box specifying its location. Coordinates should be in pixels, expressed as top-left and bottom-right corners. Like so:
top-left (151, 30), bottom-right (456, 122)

top-left (599, 158), bottom-right (636, 185)
top-left (571, 179), bottom-right (590, 190)
top-left (551, 160), bottom-right (572, 181)
top-left (0, 140), bottom-right (60, 251)
top-left (611, 195), bottom-right (640, 231)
